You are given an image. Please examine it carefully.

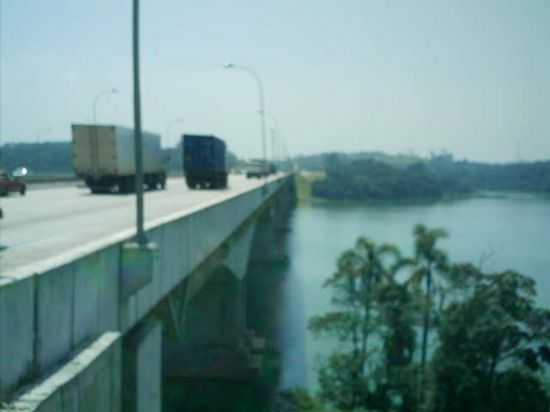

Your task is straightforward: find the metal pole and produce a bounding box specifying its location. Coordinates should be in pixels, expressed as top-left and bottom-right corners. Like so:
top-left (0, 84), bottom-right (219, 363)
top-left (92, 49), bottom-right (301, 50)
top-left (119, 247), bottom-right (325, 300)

top-left (248, 69), bottom-right (267, 174)
top-left (133, 0), bottom-right (146, 245)
top-left (256, 74), bottom-right (267, 173)
top-left (268, 114), bottom-right (281, 163)
top-left (270, 127), bottom-right (276, 162)
top-left (224, 64), bottom-right (267, 176)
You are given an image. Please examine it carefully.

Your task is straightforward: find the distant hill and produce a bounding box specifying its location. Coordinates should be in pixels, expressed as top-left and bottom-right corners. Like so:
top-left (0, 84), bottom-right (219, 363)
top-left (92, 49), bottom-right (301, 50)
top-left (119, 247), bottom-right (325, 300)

top-left (309, 151), bottom-right (550, 202)
top-left (295, 151), bottom-right (423, 171)
top-left (427, 154), bottom-right (550, 193)
top-left (0, 142), bottom-right (73, 174)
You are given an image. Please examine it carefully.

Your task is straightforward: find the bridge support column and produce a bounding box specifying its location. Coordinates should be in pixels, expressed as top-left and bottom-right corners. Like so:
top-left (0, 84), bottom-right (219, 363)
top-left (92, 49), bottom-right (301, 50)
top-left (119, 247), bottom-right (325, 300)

top-left (250, 184), bottom-right (294, 264)
top-left (122, 320), bottom-right (162, 412)
top-left (162, 223), bottom-right (256, 381)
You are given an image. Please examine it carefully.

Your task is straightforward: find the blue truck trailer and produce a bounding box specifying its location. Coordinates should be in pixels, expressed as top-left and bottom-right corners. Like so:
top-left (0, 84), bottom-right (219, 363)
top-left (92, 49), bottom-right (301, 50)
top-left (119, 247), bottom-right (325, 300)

top-left (182, 134), bottom-right (228, 189)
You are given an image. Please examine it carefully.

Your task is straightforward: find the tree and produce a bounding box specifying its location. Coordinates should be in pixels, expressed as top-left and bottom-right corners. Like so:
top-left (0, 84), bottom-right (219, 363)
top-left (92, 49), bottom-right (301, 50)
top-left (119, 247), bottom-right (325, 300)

top-left (307, 228), bottom-right (550, 412)
top-left (308, 238), bottom-right (405, 410)
top-left (433, 269), bottom-right (550, 412)
top-left (410, 225), bottom-right (448, 378)
top-left (375, 278), bottom-right (418, 411)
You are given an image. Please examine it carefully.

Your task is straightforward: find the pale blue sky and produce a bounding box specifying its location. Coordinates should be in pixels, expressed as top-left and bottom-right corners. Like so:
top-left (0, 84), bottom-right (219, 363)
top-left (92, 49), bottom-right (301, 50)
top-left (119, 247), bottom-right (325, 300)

top-left (1, 1), bottom-right (549, 161)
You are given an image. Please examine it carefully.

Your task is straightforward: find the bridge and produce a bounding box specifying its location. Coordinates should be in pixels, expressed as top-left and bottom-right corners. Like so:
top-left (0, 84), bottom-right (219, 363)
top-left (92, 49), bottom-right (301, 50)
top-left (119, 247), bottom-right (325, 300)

top-left (0, 174), bottom-right (295, 411)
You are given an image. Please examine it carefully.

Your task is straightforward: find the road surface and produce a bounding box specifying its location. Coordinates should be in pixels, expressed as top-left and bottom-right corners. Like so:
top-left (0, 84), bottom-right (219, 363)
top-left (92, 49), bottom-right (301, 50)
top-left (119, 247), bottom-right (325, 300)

top-left (0, 175), bottom-right (272, 277)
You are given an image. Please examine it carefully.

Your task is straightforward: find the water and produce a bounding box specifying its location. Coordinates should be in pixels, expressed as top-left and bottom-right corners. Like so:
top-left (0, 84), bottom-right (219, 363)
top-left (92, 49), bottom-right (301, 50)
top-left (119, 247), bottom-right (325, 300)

top-left (278, 193), bottom-right (550, 390)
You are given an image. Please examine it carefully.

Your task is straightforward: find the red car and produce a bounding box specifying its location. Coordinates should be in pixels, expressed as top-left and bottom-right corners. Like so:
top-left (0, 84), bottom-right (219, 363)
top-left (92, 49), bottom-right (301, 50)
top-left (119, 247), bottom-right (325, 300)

top-left (0, 170), bottom-right (26, 196)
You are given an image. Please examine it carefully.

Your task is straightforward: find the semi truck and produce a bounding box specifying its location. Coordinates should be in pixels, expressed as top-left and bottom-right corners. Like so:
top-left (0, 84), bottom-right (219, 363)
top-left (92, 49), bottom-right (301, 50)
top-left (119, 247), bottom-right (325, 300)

top-left (72, 124), bottom-right (166, 193)
top-left (182, 134), bottom-right (228, 189)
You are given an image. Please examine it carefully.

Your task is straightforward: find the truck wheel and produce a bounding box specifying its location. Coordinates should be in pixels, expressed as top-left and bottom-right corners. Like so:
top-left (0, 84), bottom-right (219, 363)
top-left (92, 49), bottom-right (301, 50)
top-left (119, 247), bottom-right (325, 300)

top-left (20, 186), bottom-right (26, 196)
top-left (118, 178), bottom-right (128, 194)
top-left (144, 175), bottom-right (154, 191)
top-left (125, 177), bottom-right (136, 193)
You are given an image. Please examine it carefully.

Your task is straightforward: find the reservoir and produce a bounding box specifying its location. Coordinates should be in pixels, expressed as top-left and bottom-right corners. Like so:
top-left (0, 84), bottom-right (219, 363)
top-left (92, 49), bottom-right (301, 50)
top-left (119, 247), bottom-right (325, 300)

top-left (278, 192), bottom-right (550, 390)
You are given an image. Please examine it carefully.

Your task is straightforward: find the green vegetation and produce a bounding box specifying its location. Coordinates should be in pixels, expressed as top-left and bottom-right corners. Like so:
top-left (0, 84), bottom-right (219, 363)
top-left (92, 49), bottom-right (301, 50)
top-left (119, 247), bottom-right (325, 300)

top-left (0, 142), bottom-right (74, 174)
top-left (295, 151), bottom-right (423, 172)
top-left (298, 225), bottom-right (550, 412)
top-left (308, 152), bottom-right (550, 202)
top-left (296, 172), bottom-right (326, 202)
top-left (313, 156), bottom-right (469, 201)
top-left (429, 154), bottom-right (550, 192)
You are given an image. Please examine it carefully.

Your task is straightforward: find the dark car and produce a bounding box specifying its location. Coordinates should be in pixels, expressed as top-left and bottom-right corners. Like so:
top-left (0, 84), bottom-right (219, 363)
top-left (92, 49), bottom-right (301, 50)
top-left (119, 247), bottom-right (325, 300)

top-left (0, 170), bottom-right (26, 196)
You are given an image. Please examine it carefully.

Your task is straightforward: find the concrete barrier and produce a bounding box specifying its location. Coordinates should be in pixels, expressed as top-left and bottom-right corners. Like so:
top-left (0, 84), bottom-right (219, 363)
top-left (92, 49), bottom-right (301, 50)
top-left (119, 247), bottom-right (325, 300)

top-left (2, 332), bottom-right (121, 412)
top-left (0, 278), bottom-right (35, 402)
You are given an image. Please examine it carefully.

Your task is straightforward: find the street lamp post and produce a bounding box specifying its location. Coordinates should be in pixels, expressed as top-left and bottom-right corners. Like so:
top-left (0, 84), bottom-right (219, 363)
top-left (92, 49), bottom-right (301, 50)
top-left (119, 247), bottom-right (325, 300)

top-left (132, 0), bottom-right (146, 246)
top-left (269, 118), bottom-right (292, 171)
top-left (92, 88), bottom-right (118, 124)
top-left (119, 0), bottom-right (155, 302)
top-left (223, 63), bottom-right (267, 174)
top-left (267, 114), bottom-right (281, 163)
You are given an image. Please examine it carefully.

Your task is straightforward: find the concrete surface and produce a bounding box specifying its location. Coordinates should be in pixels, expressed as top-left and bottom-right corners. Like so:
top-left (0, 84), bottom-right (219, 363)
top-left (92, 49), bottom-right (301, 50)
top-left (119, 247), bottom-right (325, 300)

top-left (2, 332), bottom-right (121, 412)
top-left (123, 321), bottom-right (162, 412)
top-left (0, 175), bottom-right (273, 277)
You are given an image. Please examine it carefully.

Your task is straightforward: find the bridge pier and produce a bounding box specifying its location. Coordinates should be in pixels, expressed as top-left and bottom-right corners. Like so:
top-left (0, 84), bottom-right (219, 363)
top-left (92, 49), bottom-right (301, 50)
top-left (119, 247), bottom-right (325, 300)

top-left (162, 222), bottom-right (256, 382)
top-left (250, 179), bottom-right (295, 264)
top-left (122, 320), bottom-right (162, 412)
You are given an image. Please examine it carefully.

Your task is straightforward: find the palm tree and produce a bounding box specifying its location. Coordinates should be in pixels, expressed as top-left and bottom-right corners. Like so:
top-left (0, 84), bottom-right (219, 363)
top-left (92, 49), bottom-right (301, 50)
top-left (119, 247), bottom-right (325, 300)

top-left (311, 237), bottom-right (407, 410)
top-left (410, 224), bottom-right (449, 399)
top-left (354, 238), bottom-right (405, 368)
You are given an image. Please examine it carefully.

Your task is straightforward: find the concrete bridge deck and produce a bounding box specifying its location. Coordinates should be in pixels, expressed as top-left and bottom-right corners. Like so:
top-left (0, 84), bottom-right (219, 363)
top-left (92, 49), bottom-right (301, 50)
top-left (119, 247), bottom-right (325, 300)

top-left (0, 174), bottom-right (277, 277)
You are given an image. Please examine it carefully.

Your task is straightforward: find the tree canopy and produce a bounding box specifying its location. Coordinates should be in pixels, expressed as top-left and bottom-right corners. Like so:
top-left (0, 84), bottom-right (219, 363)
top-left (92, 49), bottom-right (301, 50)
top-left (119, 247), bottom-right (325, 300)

top-left (310, 153), bottom-right (550, 201)
top-left (307, 226), bottom-right (550, 412)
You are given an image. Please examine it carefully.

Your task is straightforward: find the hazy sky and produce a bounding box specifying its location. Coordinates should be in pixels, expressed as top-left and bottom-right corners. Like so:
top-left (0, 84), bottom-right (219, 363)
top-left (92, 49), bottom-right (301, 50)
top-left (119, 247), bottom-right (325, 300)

top-left (1, 1), bottom-right (549, 161)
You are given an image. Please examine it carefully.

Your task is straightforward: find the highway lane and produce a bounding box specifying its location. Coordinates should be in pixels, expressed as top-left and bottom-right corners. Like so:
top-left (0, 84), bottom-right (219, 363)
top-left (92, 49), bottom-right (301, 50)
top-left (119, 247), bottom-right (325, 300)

top-left (0, 175), bottom-right (271, 276)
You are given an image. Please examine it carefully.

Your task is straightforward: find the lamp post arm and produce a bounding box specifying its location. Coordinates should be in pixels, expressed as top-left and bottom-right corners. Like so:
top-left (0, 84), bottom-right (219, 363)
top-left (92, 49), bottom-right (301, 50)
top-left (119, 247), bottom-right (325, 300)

top-left (232, 65), bottom-right (267, 166)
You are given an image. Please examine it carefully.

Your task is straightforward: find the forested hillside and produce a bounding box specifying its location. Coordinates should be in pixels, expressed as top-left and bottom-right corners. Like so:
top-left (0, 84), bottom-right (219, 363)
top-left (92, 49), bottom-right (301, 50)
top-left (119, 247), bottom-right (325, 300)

top-left (311, 152), bottom-right (550, 201)
top-left (0, 142), bottom-right (73, 174)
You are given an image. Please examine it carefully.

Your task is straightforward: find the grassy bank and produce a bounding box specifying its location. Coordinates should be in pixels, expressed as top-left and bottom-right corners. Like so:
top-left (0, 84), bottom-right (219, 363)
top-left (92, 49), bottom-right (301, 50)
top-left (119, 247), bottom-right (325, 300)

top-left (295, 172), bottom-right (325, 202)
